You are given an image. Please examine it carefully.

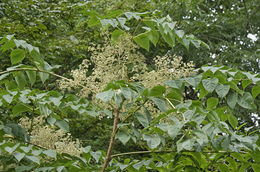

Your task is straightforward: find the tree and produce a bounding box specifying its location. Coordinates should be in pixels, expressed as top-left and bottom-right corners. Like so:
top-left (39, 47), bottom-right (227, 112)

top-left (0, 0), bottom-right (259, 171)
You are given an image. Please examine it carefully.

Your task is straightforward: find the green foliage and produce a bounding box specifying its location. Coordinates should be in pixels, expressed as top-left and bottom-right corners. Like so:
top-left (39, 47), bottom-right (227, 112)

top-left (0, 0), bottom-right (259, 171)
top-left (86, 11), bottom-right (208, 51)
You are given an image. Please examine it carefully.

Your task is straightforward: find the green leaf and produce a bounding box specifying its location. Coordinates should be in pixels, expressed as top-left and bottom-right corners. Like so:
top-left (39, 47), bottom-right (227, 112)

top-left (143, 134), bottom-right (161, 149)
top-left (201, 41), bottom-right (210, 49)
top-left (0, 73), bottom-right (10, 80)
top-left (150, 97), bottom-right (168, 112)
top-left (39, 105), bottom-right (52, 116)
top-left (5, 124), bottom-right (30, 142)
top-left (15, 166), bottom-right (34, 172)
top-left (49, 96), bottom-right (62, 106)
top-left (175, 30), bottom-right (185, 38)
top-left (252, 164), bottom-right (260, 172)
top-left (202, 78), bottom-right (219, 93)
top-left (207, 97), bottom-right (219, 110)
top-left (177, 139), bottom-right (193, 152)
top-left (26, 155), bottom-right (40, 164)
top-left (55, 120), bottom-right (69, 132)
top-left (56, 166), bottom-right (65, 172)
top-left (35, 167), bottom-right (55, 172)
top-left (215, 84), bottom-right (230, 98)
top-left (183, 110), bottom-right (195, 121)
top-left (87, 15), bottom-right (100, 27)
top-left (14, 71), bottom-right (27, 89)
top-left (226, 157), bottom-right (237, 170)
top-left (1, 39), bottom-right (16, 52)
top-left (96, 90), bottom-right (114, 102)
top-left (114, 94), bottom-right (123, 106)
top-left (242, 79), bottom-right (252, 90)
top-left (198, 84), bottom-right (209, 98)
top-left (47, 116), bottom-right (56, 125)
top-left (43, 149), bottom-right (56, 159)
top-left (83, 146), bottom-right (91, 153)
top-left (216, 107), bottom-right (229, 121)
top-left (243, 72), bottom-right (260, 83)
top-left (182, 38), bottom-right (190, 49)
top-left (149, 85), bottom-right (166, 97)
top-left (165, 80), bottom-right (183, 89)
top-left (218, 164), bottom-right (229, 172)
top-left (14, 152), bottom-right (25, 162)
top-left (157, 122), bottom-right (182, 139)
top-left (32, 150), bottom-right (42, 156)
top-left (121, 87), bottom-right (135, 99)
top-left (166, 88), bottom-right (183, 105)
top-left (117, 17), bottom-right (129, 30)
top-left (14, 39), bottom-right (39, 52)
top-left (191, 39), bottom-right (201, 48)
top-left (10, 49), bottom-right (26, 64)
top-left (30, 50), bottom-right (44, 69)
top-left (111, 29), bottom-right (125, 43)
top-left (3, 94), bottom-right (14, 103)
top-left (252, 150), bottom-right (260, 162)
top-left (5, 144), bottom-right (20, 153)
top-left (116, 130), bottom-right (130, 145)
top-left (39, 72), bottom-right (49, 84)
top-left (90, 151), bottom-right (102, 163)
top-left (124, 11), bottom-right (142, 20)
top-left (228, 114), bottom-right (238, 129)
top-left (252, 85), bottom-right (260, 98)
top-left (147, 29), bottom-right (159, 46)
top-left (25, 70), bottom-right (36, 86)
top-left (12, 103), bottom-right (31, 116)
top-left (227, 92), bottom-right (238, 109)
top-left (135, 112), bottom-right (151, 127)
top-left (133, 32), bottom-right (150, 51)
top-left (228, 81), bottom-right (244, 95)
top-left (20, 145), bottom-right (32, 153)
top-left (184, 76), bottom-right (201, 87)
top-left (161, 31), bottom-right (175, 47)
top-left (100, 18), bottom-right (118, 28)
top-left (238, 92), bottom-right (255, 109)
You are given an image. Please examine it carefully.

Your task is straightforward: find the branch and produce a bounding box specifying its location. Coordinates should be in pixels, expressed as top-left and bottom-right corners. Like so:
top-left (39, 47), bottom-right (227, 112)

top-left (111, 149), bottom-right (248, 158)
top-left (242, 0), bottom-right (253, 33)
top-left (0, 68), bottom-right (85, 88)
top-left (132, 19), bottom-right (142, 36)
top-left (121, 100), bottom-right (148, 124)
top-left (100, 108), bottom-right (120, 172)
top-left (4, 135), bottom-right (47, 150)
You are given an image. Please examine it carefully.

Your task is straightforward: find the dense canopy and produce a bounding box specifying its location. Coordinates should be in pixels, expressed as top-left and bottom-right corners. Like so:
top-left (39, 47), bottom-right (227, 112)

top-left (0, 0), bottom-right (259, 171)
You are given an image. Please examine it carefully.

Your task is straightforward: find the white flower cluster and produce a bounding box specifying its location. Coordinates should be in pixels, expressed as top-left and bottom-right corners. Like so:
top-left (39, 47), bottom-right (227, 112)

top-left (19, 116), bottom-right (82, 156)
top-left (58, 36), bottom-right (194, 98)
top-left (140, 54), bottom-right (194, 88)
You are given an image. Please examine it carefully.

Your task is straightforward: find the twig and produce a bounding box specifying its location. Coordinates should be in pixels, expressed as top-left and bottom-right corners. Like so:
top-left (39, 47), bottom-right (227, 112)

top-left (4, 135), bottom-right (47, 150)
top-left (165, 97), bottom-right (176, 109)
top-left (100, 108), bottom-right (120, 172)
top-left (0, 67), bottom-right (85, 88)
top-left (242, 0), bottom-right (253, 33)
top-left (132, 19), bottom-right (142, 36)
top-left (110, 149), bottom-right (248, 158)
top-left (121, 100), bottom-right (147, 124)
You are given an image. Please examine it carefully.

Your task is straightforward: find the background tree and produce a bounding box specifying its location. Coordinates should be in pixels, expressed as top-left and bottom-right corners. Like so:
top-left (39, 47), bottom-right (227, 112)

top-left (0, 0), bottom-right (259, 171)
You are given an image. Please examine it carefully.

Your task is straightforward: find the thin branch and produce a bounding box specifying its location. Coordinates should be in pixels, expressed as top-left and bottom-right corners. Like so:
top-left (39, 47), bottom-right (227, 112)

top-left (0, 67), bottom-right (85, 88)
top-left (110, 149), bottom-right (248, 158)
top-left (242, 0), bottom-right (253, 33)
top-left (4, 135), bottom-right (47, 150)
top-left (100, 108), bottom-right (120, 172)
top-left (132, 19), bottom-right (142, 36)
top-left (121, 100), bottom-right (148, 124)
top-left (165, 97), bottom-right (176, 109)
